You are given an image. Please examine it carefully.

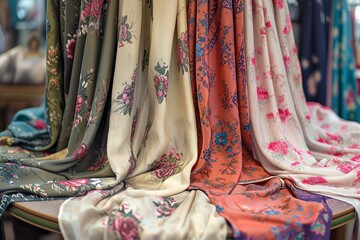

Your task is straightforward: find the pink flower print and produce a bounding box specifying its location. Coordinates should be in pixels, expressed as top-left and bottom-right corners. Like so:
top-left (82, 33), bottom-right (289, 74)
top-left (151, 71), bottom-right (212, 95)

top-left (257, 86), bottom-right (269, 101)
top-left (321, 124), bottom-right (330, 130)
top-left (326, 133), bottom-right (340, 144)
top-left (349, 144), bottom-right (359, 149)
top-left (81, 3), bottom-right (91, 21)
top-left (283, 27), bottom-right (288, 35)
top-left (113, 217), bottom-right (138, 240)
top-left (291, 161), bottom-right (301, 166)
top-left (273, 0), bottom-right (283, 8)
top-left (260, 27), bottom-right (266, 35)
top-left (91, 0), bottom-right (103, 19)
top-left (278, 108), bottom-right (291, 123)
top-left (292, 46), bottom-right (298, 55)
top-left (169, 148), bottom-right (176, 156)
top-left (57, 178), bottom-right (90, 188)
top-left (333, 152), bottom-right (344, 157)
top-left (337, 164), bottom-right (355, 174)
top-left (251, 57), bottom-right (257, 66)
top-left (266, 112), bottom-right (274, 120)
top-left (119, 24), bottom-right (128, 42)
top-left (156, 201), bottom-right (176, 217)
top-left (317, 137), bottom-right (331, 144)
top-left (75, 95), bottom-right (84, 113)
top-left (302, 176), bottom-right (328, 185)
top-left (71, 143), bottom-right (89, 161)
top-left (154, 162), bottom-right (177, 179)
top-left (356, 170), bottom-right (360, 183)
top-left (305, 114), bottom-right (311, 121)
top-left (177, 45), bottom-right (186, 66)
top-left (265, 20), bottom-right (272, 28)
top-left (66, 37), bottom-right (76, 59)
top-left (154, 62), bottom-right (169, 104)
top-left (268, 141), bottom-right (288, 155)
top-left (351, 155), bottom-right (360, 162)
top-left (283, 55), bottom-right (291, 68)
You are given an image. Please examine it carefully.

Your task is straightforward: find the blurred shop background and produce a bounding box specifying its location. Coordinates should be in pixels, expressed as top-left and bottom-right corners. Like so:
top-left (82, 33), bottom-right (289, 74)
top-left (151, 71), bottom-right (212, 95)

top-left (0, 0), bottom-right (46, 131)
top-left (0, 2), bottom-right (61, 240)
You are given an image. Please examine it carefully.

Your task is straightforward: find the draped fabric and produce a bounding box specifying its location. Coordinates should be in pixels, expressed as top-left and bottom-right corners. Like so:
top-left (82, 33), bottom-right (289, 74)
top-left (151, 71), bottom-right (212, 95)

top-left (187, 0), bottom-right (331, 238)
top-left (244, 0), bottom-right (360, 233)
top-left (330, 0), bottom-right (360, 121)
top-left (298, 0), bottom-right (331, 107)
top-left (0, 0), bottom-right (360, 239)
top-left (59, 0), bottom-right (227, 239)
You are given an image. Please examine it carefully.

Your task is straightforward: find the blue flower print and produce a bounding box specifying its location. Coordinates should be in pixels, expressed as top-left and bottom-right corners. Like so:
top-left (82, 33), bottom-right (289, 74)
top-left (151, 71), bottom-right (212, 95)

top-left (215, 131), bottom-right (228, 146)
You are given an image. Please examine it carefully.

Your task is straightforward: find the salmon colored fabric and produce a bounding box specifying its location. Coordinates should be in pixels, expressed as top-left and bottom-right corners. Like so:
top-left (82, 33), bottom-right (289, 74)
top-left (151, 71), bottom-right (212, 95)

top-left (187, 0), bottom-right (332, 238)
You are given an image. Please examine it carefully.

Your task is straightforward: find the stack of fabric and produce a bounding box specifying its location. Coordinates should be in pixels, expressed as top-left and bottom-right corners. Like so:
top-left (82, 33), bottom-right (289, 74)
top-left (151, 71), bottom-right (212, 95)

top-left (0, 0), bottom-right (359, 239)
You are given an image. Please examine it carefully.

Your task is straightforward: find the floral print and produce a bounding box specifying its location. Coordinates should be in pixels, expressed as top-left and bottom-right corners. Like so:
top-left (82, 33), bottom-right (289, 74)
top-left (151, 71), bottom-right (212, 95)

top-left (331, 0), bottom-right (360, 121)
top-left (154, 62), bottom-right (169, 103)
top-left (66, 34), bottom-right (77, 59)
top-left (188, 0), bottom-right (333, 238)
top-left (47, 46), bottom-right (60, 90)
top-left (267, 141), bottom-right (288, 156)
top-left (153, 197), bottom-right (181, 218)
top-left (108, 202), bottom-right (141, 240)
top-left (148, 148), bottom-right (183, 182)
top-left (118, 15), bottom-right (134, 48)
top-left (71, 143), bottom-right (89, 161)
top-left (113, 68), bottom-right (137, 115)
top-left (177, 32), bottom-right (189, 74)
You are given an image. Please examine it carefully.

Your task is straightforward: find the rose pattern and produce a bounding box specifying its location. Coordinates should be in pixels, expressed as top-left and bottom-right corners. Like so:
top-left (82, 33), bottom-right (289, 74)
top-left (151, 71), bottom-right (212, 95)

top-left (71, 143), bottom-right (89, 161)
top-left (108, 202), bottom-right (141, 240)
top-left (154, 62), bottom-right (169, 103)
top-left (148, 148), bottom-right (183, 182)
top-left (57, 179), bottom-right (90, 188)
top-left (113, 217), bottom-right (138, 240)
top-left (113, 68), bottom-right (137, 115)
top-left (154, 162), bottom-right (176, 179)
top-left (91, 0), bottom-right (103, 19)
top-left (118, 15), bottom-right (134, 47)
top-left (80, 2), bottom-right (92, 21)
top-left (66, 36), bottom-right (76, 59)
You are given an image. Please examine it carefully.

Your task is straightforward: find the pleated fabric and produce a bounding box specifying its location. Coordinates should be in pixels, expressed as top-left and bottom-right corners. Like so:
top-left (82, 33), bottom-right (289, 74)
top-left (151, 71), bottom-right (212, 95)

top-left (0, 0), bottom-right (359, 239)
top-left (187, 0), bottom-right (332, 238)
top-left (59, 1), bottom-right (227, 239)
top-left (244, 0), bottom-right (360, 235)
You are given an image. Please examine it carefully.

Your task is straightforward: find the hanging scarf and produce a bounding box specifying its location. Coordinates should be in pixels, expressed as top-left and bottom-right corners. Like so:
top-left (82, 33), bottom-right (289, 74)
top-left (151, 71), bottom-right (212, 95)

top-left (298, 0), bottom-right (331, 106)
top-left (330, 0), bottom-right (360, 121)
